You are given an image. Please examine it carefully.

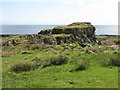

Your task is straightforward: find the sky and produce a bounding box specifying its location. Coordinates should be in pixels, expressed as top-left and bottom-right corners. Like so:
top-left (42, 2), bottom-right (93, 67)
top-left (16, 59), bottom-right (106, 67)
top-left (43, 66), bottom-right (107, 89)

top-left (0, 0), bottom-right (119, 25)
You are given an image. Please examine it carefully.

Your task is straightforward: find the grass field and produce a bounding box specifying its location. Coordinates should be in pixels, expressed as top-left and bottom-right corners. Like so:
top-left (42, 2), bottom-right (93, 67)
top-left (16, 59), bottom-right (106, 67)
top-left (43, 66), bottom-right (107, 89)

top-left (1, 35), bottom-right (120, 88)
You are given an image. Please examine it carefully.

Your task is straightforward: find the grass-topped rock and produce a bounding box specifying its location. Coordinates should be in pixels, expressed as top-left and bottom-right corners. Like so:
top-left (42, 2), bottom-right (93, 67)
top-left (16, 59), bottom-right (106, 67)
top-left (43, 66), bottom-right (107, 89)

top-left (67, 22), bottom-right (91, 26)
top-left (38, 22), bottom-right (96, 44)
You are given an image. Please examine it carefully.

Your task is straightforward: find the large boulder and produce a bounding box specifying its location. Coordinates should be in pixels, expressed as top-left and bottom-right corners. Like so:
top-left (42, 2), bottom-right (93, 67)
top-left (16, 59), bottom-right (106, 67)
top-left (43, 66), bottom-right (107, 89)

top-left (38, 22), bottom-right (96, 43)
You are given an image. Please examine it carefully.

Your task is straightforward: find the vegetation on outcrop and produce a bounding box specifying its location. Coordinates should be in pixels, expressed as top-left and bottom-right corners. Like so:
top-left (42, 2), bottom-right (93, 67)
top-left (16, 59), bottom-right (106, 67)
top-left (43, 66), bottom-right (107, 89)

top-left (67, 22), bottom-right (91, 26)
top-left (38, 22), bottom-right (96, 44)
top-left (51, 34), bottom-right (73, 38)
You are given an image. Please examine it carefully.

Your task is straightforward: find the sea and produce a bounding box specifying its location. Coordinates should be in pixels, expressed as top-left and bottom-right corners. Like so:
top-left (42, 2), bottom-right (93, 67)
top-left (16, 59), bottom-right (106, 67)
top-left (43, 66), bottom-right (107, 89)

top-left (0, 25), bottom-right (118, 35)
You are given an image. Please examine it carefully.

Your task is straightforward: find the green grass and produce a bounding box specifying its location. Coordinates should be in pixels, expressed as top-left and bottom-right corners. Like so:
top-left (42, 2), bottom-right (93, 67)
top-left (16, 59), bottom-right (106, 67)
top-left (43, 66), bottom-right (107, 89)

top-left (67, 22), bottom-right (91, 26)
top-left (2, 47), bottom-right (119, 88)
top-left (8, 61), bottom-right (37, 73)
top-left (51, 34), bottom-right (73, 38)
top-left (1, 35), bottom-right (119, 88)
top-left (53, 25), bottom-right (93, 30)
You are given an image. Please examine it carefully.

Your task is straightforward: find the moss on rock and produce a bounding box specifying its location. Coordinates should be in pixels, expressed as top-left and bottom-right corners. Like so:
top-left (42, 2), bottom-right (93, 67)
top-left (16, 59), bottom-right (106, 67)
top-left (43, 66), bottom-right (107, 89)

top-left (67, 22), bottom-right (91, 26)
top-left (38, 22), bottom-right (96, 44)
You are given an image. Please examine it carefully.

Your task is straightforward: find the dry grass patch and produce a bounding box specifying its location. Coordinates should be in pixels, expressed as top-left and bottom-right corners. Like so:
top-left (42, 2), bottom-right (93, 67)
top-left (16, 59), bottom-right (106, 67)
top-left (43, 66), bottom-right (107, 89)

top-left (8, 61), bottom-right (37, 73)
top-left (40, 55), bottom-right (68, 68)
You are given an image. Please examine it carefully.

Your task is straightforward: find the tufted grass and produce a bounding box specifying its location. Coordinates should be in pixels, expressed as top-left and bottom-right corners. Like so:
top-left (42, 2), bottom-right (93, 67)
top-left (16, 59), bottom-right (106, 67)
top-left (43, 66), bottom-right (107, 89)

top-left (8, 61), bottom-right (37, 73)
top-left (40, 54), bottom-right (68, 68)
top-left (69, 60), bottom-right (90, 72)
top-left (101, 55), bottom-right (120, 67)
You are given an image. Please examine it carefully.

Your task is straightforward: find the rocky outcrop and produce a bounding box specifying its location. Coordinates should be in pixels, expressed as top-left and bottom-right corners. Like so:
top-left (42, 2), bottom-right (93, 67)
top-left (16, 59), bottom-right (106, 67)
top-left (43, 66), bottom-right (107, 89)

top-left (1, 34), bottom-right (74, 46)
top-left (1, 22), bottom-right (97, 46)
top-left (38, 22), bottom-right (96, 44)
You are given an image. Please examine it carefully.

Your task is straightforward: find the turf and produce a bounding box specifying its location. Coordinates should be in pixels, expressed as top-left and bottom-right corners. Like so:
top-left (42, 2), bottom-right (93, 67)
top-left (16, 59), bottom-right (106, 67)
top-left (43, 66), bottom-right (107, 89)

top-left (2, 48), bottom-right (118, 88)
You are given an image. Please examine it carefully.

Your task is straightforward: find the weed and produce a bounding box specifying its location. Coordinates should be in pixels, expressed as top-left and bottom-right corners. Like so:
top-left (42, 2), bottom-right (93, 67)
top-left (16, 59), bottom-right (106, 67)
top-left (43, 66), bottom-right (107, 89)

top-left (41, 55), bottom-right (68, 68)
top-left (101, 56), bottom-right (120, 67)
top-left (70, 60), bottom-right (89, 72)
top-left (8, 61), bottom-right (37, 73)
top-left (32, 56), bottom-right (41, 66)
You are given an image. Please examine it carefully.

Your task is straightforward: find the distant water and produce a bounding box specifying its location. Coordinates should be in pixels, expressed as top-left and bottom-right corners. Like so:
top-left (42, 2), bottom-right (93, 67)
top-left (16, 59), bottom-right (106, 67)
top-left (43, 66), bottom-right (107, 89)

top-left (0, 25), bottom-right (118, 35)
top-left (95, 25), bottom-right (118, 35)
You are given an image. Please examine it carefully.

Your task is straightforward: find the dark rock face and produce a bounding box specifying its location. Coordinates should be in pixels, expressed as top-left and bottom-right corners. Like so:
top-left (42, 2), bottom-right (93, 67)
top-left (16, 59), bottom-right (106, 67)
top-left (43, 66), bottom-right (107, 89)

top-left (38, 22), bottom-right (96, 44)
top-left (53, 35), bottom-right (75, 45)
top-left (38, 29), bottom-right (52, 35)
top-left (43, 37), bottom-right (56, 45)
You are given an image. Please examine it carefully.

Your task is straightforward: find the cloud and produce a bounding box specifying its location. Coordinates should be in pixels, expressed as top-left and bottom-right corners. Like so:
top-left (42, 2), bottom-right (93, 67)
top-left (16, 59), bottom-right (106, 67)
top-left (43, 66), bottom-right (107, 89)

top-left (74, 0), bottom-right (118, 25)
top-left (1, 0), bottom-right (119, 25)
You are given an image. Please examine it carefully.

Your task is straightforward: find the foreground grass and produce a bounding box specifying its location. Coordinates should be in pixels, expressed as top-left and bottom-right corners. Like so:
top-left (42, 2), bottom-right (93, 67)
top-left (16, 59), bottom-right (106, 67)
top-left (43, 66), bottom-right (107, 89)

top-left (2, 35), bottom-right (119, 88)
top-left (3, 65), bottom-right (118, 88)
top-left (2, 48), bottom-right (119, 88)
